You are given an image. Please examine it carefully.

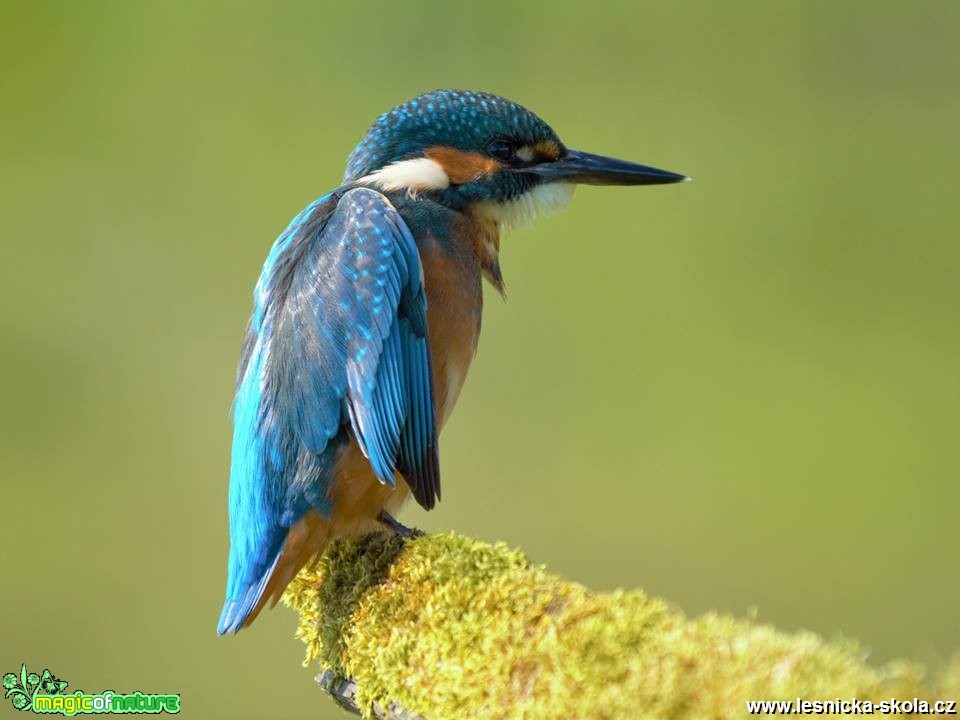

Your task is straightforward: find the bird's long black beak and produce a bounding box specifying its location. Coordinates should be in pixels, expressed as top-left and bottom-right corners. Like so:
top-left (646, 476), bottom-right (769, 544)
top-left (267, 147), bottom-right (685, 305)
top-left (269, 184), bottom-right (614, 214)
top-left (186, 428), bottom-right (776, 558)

top-left (528, 149), bottom-right (688, 186)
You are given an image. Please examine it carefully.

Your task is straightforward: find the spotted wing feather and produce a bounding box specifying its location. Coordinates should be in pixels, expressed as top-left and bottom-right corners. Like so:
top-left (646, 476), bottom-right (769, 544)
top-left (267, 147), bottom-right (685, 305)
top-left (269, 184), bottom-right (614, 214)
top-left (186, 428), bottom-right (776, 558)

top-left (218, 187), bottom-right (439, 634)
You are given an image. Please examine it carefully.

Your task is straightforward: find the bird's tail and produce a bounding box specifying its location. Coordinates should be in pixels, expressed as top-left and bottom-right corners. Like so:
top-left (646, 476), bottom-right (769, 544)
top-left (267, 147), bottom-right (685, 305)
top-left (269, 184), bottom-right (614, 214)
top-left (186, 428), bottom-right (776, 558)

top-left (217, 510), bottom-right (332, 635)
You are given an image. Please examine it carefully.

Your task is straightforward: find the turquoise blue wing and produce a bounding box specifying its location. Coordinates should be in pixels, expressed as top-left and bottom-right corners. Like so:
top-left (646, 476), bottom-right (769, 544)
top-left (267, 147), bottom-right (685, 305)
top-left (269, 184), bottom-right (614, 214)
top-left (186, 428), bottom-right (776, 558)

top-left (219, 187), bottom-right (439, 634)
top-left (275, 187), bottom-right (440, 498)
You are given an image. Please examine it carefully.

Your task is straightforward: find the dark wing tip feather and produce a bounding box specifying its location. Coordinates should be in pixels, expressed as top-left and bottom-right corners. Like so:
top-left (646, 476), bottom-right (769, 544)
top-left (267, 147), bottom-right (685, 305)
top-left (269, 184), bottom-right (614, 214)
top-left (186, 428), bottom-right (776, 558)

top-left (400, 438), bottom-right (440, 510)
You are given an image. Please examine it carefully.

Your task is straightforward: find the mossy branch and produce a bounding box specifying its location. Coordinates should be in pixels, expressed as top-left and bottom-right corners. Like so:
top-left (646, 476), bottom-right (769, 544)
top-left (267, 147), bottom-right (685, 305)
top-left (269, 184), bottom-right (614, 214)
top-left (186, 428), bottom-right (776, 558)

top-left (282, 532), bottom-right (959, 720)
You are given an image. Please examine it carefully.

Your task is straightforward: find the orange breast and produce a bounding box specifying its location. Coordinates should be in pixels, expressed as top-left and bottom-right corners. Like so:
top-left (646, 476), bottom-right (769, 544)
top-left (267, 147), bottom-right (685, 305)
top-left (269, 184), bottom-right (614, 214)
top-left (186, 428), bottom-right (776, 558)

top-left (419, 228), bottom-right (484, 426)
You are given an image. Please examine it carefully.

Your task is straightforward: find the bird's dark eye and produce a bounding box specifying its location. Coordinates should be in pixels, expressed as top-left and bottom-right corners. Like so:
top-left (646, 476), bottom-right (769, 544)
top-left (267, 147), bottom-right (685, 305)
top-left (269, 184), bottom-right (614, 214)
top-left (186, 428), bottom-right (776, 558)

top-left (486, 138), bottom-right (516, 162)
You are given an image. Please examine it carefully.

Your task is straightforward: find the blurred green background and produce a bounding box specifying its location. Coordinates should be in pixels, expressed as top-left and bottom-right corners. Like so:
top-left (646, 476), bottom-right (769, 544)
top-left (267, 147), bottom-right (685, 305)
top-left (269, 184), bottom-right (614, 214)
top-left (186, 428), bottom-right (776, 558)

top-left (1, 1), bottom-right (958, 718)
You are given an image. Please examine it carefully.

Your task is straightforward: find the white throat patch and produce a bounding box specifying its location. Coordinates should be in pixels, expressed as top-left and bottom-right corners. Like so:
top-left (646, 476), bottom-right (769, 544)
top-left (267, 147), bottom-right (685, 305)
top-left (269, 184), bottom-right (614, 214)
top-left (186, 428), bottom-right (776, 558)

top-left (358, 157), bottom-right (576, 231)
top-left (476, 182), bottom-right (576, 231)
top-left (357, 157), bottom-right (450, 196)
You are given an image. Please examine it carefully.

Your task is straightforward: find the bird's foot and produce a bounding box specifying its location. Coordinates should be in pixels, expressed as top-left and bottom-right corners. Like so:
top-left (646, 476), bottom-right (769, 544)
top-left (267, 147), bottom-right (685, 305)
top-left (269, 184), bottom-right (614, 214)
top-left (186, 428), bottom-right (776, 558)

top-left (378, 511), bottom-right (421, 539)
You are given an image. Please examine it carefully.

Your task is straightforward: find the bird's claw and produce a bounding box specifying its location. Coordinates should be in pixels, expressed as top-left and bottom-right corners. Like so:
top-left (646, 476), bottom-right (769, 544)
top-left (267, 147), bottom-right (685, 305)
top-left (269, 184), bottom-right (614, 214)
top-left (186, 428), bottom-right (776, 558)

top-left (378, 511), bottom-right (421, 539)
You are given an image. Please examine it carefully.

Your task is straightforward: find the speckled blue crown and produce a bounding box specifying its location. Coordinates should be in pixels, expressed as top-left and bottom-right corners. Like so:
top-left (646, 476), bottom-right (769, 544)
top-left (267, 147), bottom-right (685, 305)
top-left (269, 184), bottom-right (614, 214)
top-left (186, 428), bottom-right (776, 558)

top-left (343, 90), bottom-right (561, 182)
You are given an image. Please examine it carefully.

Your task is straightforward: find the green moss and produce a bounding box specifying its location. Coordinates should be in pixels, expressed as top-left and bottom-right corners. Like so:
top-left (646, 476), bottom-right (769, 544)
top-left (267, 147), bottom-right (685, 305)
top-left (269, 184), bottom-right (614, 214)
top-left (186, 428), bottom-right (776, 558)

top-left (284, 531), bottom-right (407, 676)
top-left (283, 532), bottom-right (958, 719)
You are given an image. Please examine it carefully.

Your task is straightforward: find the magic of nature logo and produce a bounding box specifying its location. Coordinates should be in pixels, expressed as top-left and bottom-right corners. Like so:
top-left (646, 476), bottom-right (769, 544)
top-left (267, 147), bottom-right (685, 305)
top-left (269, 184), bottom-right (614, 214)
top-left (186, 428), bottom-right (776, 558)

top-left (3, 664), bottom-right (179, 715)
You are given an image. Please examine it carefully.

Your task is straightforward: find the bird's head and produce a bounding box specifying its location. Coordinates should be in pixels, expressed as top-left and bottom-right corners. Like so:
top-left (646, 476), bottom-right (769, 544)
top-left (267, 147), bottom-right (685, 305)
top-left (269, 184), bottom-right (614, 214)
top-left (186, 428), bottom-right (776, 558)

top-left (345, 90), bottom-right (686, 229)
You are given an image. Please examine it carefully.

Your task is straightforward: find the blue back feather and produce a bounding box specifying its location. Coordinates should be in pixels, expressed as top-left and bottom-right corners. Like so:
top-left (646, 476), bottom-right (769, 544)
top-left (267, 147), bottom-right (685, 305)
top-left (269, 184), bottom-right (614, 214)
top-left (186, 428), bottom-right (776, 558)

top-left (219, 188), bottom-right (439, 634)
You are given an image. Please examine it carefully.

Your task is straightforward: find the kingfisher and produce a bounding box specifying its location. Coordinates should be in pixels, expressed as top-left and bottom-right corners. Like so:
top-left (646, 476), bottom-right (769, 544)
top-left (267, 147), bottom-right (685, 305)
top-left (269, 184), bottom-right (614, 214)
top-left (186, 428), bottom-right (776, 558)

top-left (218, 89), bottom-right (686, 634)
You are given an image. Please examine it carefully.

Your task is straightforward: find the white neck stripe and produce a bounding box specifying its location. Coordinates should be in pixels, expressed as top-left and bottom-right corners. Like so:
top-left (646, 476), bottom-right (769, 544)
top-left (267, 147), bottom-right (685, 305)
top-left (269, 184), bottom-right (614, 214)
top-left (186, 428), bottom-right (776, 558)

top-left (357, 157), bottom-right (450, 196)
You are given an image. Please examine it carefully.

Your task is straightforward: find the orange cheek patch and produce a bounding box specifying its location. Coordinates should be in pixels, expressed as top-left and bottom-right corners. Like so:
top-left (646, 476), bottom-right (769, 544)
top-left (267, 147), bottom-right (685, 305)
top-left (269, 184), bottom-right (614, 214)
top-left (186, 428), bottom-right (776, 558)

top-left (533, 140), bottom-right (562, 160)
top-left (425, 146), bottom-right (503, 185)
